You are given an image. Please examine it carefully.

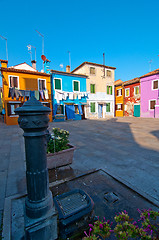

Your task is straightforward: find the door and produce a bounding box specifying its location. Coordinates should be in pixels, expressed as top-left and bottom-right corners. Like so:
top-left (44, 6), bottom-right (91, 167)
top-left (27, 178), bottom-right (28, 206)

top-left (98, 104), bottom-right (103, 118)
top-left (134, 104), bottom-right (140, 117)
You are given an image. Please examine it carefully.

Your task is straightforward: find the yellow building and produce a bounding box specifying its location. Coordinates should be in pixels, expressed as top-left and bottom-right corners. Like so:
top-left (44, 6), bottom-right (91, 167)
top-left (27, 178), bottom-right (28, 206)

top-left (114, 80), bottom-right (124, 117)
top-left (0, 60), bottom-right (52, 125)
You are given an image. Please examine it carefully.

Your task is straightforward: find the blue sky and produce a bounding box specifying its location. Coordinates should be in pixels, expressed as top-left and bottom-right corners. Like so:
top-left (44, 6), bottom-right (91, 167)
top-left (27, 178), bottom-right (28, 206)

top-left (0, 0), bottom-right (159, 85)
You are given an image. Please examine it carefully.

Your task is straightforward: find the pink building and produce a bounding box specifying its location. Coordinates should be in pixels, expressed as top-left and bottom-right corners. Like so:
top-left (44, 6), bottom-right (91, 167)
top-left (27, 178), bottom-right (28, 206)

top-left (140, 69), bottom-right (159, 118)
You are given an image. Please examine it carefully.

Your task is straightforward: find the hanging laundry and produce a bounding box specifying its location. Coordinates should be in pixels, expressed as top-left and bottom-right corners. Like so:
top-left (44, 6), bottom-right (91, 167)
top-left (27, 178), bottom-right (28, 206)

top-left (65, 105), bottom-right (75, 120)
top-left (8, 88), bottom-right (15, 99)
top-left (15, 89), bottom-right (20, 100)
top-left (63, 92), bottom-right (68, 100)
top-left (19, 90), bottom-right (25, 97)
top-left (58, 92), bottom-right (63, 101)
top-left (34, 90), bottom-right (40, 100)
top-left (78, 93), bottom-right (81, 99)
top-left (55, 91), bottom-right (60, 104)
top-left (39, 90), bottom-right (44, 100)
top-left (73, 93), bottom-right (77, 100)
top-left (69, 92), bottom-right (73, 100)
top-left (44, 89), bottom-right (49, 99)
top-left (81, 92), bottom-right (84, 97)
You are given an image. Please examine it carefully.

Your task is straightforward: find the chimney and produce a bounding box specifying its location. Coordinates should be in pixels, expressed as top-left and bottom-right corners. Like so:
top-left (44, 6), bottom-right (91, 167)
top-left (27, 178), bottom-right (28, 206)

top-left (66, 65), bottom-right (70, 73)
top-left (0, 59), bottom-right (8, 68)
top-left (31, 60), bottom-right (36, 70)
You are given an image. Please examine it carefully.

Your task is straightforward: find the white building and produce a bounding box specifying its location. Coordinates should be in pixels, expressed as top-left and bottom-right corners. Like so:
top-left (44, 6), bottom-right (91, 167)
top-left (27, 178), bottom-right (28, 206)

top-left (72, 62), bottom-right (116, 119)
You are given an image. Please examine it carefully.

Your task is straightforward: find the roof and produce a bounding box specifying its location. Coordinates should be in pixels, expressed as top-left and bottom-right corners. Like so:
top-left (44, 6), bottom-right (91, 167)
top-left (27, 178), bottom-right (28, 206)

top-left (140, 69), bottom-right (159, 78)
top-left (9, 62), bottom-right (37, 72)
top-left (51, 69), bottom-right (88, 78)
top-left (0, 67), bottom-right (50, 77)
top-left (71, 61), bottom-right (116, 73)
top-left (0, 59), bottom-right (8, 63)
top-left (123, 77), bottom-right (140, 86)
top-left (114, 79), bottom-right (123, 86)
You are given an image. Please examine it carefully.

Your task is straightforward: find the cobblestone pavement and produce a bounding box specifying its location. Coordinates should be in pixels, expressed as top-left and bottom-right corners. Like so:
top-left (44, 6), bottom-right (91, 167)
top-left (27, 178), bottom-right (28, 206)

top-left (0, 117), bottom-right (159, 237)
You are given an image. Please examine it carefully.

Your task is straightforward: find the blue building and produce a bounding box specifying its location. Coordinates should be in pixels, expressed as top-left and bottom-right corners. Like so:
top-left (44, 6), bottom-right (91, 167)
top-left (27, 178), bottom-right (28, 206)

top-left (50, 67), bottom-right (88, 121)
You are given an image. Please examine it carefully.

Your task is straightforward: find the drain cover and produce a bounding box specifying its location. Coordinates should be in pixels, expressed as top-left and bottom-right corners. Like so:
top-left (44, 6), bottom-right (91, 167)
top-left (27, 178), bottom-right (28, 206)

top-left (104, 192), bottom-right (119, 203)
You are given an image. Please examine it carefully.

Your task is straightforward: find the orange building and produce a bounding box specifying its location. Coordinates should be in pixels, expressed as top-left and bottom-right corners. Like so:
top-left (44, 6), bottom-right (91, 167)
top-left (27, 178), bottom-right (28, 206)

top-left (0, 60), bottom-right (52, 125)
top-left (114, 80), bottom-right (124, 117)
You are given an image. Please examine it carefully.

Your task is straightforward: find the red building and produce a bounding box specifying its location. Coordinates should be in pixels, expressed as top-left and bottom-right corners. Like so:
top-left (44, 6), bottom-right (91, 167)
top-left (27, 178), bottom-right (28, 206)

top-left (123, 78), bottom-right (140, 117)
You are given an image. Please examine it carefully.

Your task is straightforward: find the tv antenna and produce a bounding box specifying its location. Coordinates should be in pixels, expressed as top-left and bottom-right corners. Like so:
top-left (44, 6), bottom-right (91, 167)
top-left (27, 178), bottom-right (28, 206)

top-left (0, 35), bottom-right (8, 61)
top-left (149, 59), bottom-right (152, 72)
top-left (36, 30), bottom-right (44, 55)
top-left (27, 44), bottom-right (36, 61)
top-left (67, 51), bottom-right (71, 71)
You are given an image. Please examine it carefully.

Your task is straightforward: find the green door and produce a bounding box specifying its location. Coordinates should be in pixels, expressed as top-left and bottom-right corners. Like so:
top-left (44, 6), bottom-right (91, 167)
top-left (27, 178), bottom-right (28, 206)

top-left (134, 104), bottom-right (140, 117)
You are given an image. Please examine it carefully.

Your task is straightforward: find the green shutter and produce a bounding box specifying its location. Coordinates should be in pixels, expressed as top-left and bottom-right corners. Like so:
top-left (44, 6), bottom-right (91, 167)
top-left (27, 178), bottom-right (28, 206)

top-left (91, 103), bottom-right (95, 112)
top-left (55, 79), bottom-right (61, 90)
top-left (106, 103), bottom-right (110, 112)
top-left (110, 86), bottom-right (112, 95)
top-left (74, 81), bottom-right (79, 91)
top-left (90, 84), bottom-right (95, 93)
top-left (107, 86), bottom-right (109, 94)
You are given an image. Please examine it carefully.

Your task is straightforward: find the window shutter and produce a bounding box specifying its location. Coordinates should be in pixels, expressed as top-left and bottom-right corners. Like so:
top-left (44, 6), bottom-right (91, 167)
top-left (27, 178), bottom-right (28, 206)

top-left (91, 103), bottom-right (95, 112)
top-left (153, 81), bottom-right (158, 89)
top-left (93, 84), bottom-right (95, 93)
top-left (107, 86), bottom-right (109, 94)
top-left (90, 84), bottom-right (93, 93)
top-left (55, 79), bottom-right (61, 90)
top-left (106, 103), bottom-right (110, 112)
top-left (74, 81), bottom-right (79, 91)
top-left (110, 86), bottom-right (112, 95)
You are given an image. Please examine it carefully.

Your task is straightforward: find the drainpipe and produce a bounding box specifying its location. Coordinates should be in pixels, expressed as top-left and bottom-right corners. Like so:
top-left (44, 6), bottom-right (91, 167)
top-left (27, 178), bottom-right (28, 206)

top-left (50, 73), bottom-right (54, 121)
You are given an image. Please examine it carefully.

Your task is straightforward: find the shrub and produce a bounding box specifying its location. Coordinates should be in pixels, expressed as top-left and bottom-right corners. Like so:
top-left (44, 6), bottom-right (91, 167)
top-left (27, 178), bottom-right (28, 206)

top-left (47, 128), bottom-right (70, 153)
top-left (83, 209), bottom-right (159, 239)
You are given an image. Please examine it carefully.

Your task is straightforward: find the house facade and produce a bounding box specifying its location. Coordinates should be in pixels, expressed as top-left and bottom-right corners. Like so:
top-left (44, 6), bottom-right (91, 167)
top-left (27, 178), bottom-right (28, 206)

top-left (72, 62), bottom-right (116, 119)
top-left (140, 69), bottom-right (159, 118)
top-left (114, 80), bottom-right (124, 117)
top-left (123, 78), bottom-right (140, 117)
top-left (0, 59), bottom-right (52, 125)
top-left (51, 68), bottom-right (87, 121)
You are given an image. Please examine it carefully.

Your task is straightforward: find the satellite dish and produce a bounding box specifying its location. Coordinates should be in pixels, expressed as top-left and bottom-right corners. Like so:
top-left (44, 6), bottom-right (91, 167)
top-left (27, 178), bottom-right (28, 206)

top-left (41, 55), bottom-right (46, 61)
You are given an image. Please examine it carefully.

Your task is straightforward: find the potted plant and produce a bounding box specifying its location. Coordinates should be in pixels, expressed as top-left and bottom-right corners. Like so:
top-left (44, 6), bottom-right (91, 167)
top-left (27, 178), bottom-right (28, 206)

top-left (47, 128), bottom-right (75, 169)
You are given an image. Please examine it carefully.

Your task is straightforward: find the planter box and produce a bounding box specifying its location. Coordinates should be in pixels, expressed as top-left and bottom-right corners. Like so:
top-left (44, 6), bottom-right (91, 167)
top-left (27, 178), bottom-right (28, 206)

top-left (47, 144), bottom-right (76, 169)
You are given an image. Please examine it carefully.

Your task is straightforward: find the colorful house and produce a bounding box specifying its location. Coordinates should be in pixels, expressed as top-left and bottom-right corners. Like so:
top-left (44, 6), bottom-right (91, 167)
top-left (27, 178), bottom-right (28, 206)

top-left (123, 78), bottom-right (140, 117)
top-left (72, 62), bottom-right (116, 119)
top-left (114, 80), bottom-right (124, 117)
top-left (51, 66), bottom-right (87, 121)
top-left (140, 69), bottom-right (159, 118)
top-left (0, 59), bottom-right (52, 125)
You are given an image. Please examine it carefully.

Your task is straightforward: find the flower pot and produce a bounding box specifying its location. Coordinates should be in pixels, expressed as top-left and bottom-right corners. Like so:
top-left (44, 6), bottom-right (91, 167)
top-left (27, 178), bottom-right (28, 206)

top-left (47, 144), bottom-right (76, 169)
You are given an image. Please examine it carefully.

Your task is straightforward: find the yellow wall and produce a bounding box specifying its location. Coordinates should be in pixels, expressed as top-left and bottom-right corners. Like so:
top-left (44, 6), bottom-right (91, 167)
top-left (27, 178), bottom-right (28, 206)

top-left (115, 85), bottom-right (124, 117)
top-left (2, 70), bottom-right (52, 125)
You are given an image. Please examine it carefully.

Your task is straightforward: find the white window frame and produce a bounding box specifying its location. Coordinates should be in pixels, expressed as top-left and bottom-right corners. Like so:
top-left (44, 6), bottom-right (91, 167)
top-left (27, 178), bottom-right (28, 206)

top-left (117, 88), bottom-right (122, 96)
top-left (54, 78), bottom-right (62, 91)
top-left (73, 80), bottom-right (80, 92)
top-left (125, 88), bottom-right (130, 97)
top-left (134, 86), bottom-right (139, 95)
top-left (90, 67), bottom-right (96, 75)
top-left (152, 79), bottom-right (159, 90)
top-left (8, 75), bottom-right (19, 89)
top-left (38, 78), bottom-right (46, 91)
top-left (90, 101), bottom-right (96, 113)
top-left (149, 99), bottom-right (156, 110)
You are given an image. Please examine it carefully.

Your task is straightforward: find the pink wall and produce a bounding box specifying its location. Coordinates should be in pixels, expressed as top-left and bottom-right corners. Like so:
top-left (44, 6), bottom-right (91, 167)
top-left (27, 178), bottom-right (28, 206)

top-left (141, 74), bottom-right (159, 118)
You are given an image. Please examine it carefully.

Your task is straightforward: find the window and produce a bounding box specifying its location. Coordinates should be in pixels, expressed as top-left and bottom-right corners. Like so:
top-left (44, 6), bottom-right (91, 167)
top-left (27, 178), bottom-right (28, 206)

top-left (9, 76), bottom-right (19, 88)
top-left (150, 100), bottom-right (156, 110)
top-left (107, 86), bottom-right (112, 95)
top-left (75, 105), bottom-right (79, 114)
top-left (106, 103), bottom-right (110, 112)
top-left (90, 67), bottom-right (95, 75)
top-left (73, 80), bottom-right (80, 92)
top-left (90, 102), bottom-right (96, 113)
top-left (116, 104), bottom-right (122, 110)
top-left (107, 70), bottom-right (111, 77)
top-left (54, 78), bottom-right (62, 90)
top-left (7, 103), bottom-right (22, 116)
top-left (125, 88), bottom-right (130, 97)
top-left (117, 89), bottom-right (122, 96)
top-left (90, 84), bottom-right (95, 93)
top-left (56, 105), bottom-right (64, 114)
top-left (153, 80), bottom-right (158, 90)
top-left (134, 86), bottom-right (139, 95)
top-left (38, 79), bottom-right (46, 90)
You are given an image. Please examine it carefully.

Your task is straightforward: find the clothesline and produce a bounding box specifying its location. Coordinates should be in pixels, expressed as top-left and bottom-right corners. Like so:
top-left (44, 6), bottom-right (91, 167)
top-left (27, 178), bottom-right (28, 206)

top-left (55, 90), bottom-right (88, 103)
top-left (8, 88), bottom-right (49, 101)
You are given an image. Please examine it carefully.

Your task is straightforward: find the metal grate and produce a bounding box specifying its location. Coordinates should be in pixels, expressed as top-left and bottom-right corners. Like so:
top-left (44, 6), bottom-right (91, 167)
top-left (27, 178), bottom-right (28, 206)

top-left (104, 192), bottom-right (119, 203)
top-left (57, 193), bottom-right (88, 216)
